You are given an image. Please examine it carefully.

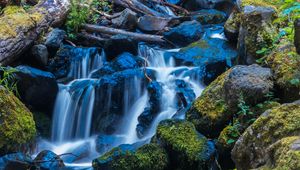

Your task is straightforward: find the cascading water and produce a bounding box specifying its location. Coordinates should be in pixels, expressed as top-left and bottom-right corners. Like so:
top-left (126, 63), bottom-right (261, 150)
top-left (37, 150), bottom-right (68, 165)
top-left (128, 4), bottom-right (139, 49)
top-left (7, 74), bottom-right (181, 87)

top-left (34, 43), bottom-right (205, 169)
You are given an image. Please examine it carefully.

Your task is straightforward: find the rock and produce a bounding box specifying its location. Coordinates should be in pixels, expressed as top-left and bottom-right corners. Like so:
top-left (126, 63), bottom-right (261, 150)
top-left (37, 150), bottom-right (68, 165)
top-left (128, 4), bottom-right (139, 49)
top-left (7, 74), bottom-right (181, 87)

top-left (165, 37), bottom-right (237, 84)
top-left (0, 86), bottom-right (36, 154)
top-left (0, 0), bottom-right (8, 8)
top-left (25, 0), bottom-right (39, 5)
top-left (34, 150), bottom-right (65, 170)
top-left (154, 119), bottom-right (217, 169)
top-left (183, 0), bottom-right (229, 11)
top-left (232, 103), bottom-right (300, 169)
top-left (186, 64), bottom-right (274, 138)
top-left (45, 29), bottom-right (66, 56)
top-left (165, 0), bottom-right (181, 5)
top-left (237, 5), bottom-right (277, 64)
top-left (14, 66), bottom-right (58, 113)
top-left (191, 9), bottom-right (227, 25)
top-left (163, 21), bottom-right (204, 47)
top-left (137, 81), bottom-right (163, 138)
top-left (174, 79), bottom-right (196, 108)
top-left (112, 8), bottom-right (137, 30)
top-left (104, 34), bottom-right (138, 60)
top-left (91, 68), bottom-right (155, 134)
top-left (32, 112), bottom-right (51, 138)
top-left (259, 136), bottom-right (300, 169)
top-left (295, 19), bottom-right (300, 54)
top-left (137, 15), bottom-right (171, 32)
top-left (62, 142), bottom-right (90, 163)
top-left (266, 43), bottom-right (300, 102)
top-left (224, 9), bottom-right (240, 43)
top-left (31, 44), bottom-right (49, 66)
top-left (95, 135), bottom-right (125, 154)
top-left (0, 153), bottom-right (33, 170)
top-left (93, 143), bottom-right (168, 170)
top-left (91, 52), bottom-right (144, 78)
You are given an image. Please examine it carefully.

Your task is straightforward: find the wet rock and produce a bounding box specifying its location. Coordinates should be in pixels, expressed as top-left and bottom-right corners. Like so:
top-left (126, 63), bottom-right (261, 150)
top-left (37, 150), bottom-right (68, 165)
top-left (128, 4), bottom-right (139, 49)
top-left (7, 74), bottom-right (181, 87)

top-left (154, 119), bottom-right (217, 169)
top-left (0, 153), bottom-right (33, 170)
top-left (192, 9), bottom-right (227, 25)
top-left (34, 150), bottom-right (65, 170)
top-left (232, 103), bottom-right (300, 169)
top-left (31, 44), bottom-right (49, 66)
top-left (137, 15), bottom-right (171, 32)
top-left (45, 29), bottom-right (66, 56)
top-left (174, 79), bottom-right (196, 108)
top-left (165, 0), bottom-right (182, 5)
top-left (91, 52), bottom-right (144, 78)
top-left (295, 19), bottom-right (300, 54)
top-left (14, 66), bottom-right (58, 114)
top-left (91, 68), bottom-right (155, 134)
top-left (0, 86), bottom-right (36, 154)
top-left (186, 64), bottom-right (274, 138)
top-left (32, 112), bottom-right (51, 138)
top-left (93, 143), bottom-right (168, 170)
top-left (62, 142), bottom-right (90, 163)
top-left (137, 81), bottom-right (163, 138)
top-left (237, 5), bottom-right (277, 64)
top-left (266, 43), bottom-right (300, 102)
top-left (112, 8), bottom-right (137, 30)
top-left (163, 21), bottom-right (204, 47)
top-left (104, 34), bottom-right (138, 60)
top-left (165, 37), bottom-right (237, 84)
top-left (95, 135), bottom-right (125, 154)
top-left (183, 0), bottom-right (229, 11)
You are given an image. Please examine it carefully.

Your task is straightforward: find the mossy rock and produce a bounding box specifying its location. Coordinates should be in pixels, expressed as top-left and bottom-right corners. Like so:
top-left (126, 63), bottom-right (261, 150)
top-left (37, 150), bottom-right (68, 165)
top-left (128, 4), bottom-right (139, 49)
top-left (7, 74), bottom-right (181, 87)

top-left (0, 6), bottom-right (43, 39)
top-left (32, 112), bottom-right (51, 138)
top-left (266, 43), bottom-right (300, 102)
top-left (0, 86), bottom-right (36, 153)
top-left (155, 119), bottom-right (216, 169)
top-left (256, 136), bottom-right (300, 170)
top-left (93, 143), bottom-right (169, 170)
top-left (237, 0), bottom-right (282, 10)
top-left (187, 64), bottom-right (273, 138)
top-left (224, 8), bottom-right (241, 43)
top-left (232, 103), bottom-right (300, 169)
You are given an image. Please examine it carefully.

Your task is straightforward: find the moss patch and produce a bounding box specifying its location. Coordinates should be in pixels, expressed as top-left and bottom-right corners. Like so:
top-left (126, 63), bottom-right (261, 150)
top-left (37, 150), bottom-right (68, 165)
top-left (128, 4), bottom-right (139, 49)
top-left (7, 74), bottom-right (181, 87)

top-left (0, 6), bottom-right (43, 38)
top-left (0, 86), bottom-right (36, 152)
top-left (93, 143), bottom-right (168, 170)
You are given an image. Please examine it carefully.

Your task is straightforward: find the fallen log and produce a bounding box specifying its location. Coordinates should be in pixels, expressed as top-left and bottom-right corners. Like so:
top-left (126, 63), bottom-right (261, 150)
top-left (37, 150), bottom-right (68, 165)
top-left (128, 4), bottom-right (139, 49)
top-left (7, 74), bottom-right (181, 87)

top-left (0, 0), bottom-right (70, 65)
top-left (84, 24), bottom-right (165, 43)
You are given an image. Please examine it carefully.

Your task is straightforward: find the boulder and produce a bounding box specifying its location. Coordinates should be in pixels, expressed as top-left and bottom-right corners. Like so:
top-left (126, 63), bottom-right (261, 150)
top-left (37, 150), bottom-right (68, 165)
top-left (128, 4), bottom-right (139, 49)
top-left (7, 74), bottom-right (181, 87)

top-left (104, 34), bottom-right (138, 60)
top-left (224, 9), bottom-right (240, 43)
top-left (295, 18), bottom-right (300, 54)
top-left (32, 112), bottom-right (51, 138)
top-left (191, 9), bottom-right (227, 25)
top-left (0, 86), bottom-right (36, 154)
top-left (174, 79), bottom-right (196, 108)
top-left (0, 153), bottom-right (33, 170)
top-left (93, 143), bottom-right (168, 170)
top-left (112, 8), bottom-right (137, 30)
top-left (165, 37), bottom-right (238, 84)
top-left (186, 64), bottom-right (274, 138)
top-left (266, 43), bottom-right (300, 102)
top-left (154, 119), bottom-right (217, 169)
top-left (163, 21), bottom-right (204, 47)
top-left (45, 29), bottom-right (66, 56)
top-left (14, 66), bottom-right (58, 113)
top-left (232, 103), bottom-right (300, 169)
top-left (137, 15), bottom-right (171, 32)
top-left (31, 44), bottom-right (49, 66)
top-left (34, 150), bottom-right (65, 170)
top-left (183, 0), bottom-right (230, 11)
top-left (95, 135), bottom-right (125, 154)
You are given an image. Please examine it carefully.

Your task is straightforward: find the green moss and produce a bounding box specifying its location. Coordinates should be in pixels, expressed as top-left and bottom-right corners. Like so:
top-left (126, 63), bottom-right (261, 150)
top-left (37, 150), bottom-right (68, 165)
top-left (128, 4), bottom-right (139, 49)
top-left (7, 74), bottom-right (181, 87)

top-left (224, 9), bottom-right (241, 33)
top-left (0, 86), bottom-right (36, 152)
top-left (156, 119), bottom-right (208, 164)
top-left (180, 40), bottom-right (210, 52)
top-left (217, 125), bottom-right (240, 151)
top-left (0, 6), bottom-right (43, 38)
top-left (93, 144), bottom-right (168, 170)
top-left (186, 70), bottom-right (230, 137)
top-left (259, 136), bottom-right (300, 170)
top-left (240, 0), bottom-right (282, 10)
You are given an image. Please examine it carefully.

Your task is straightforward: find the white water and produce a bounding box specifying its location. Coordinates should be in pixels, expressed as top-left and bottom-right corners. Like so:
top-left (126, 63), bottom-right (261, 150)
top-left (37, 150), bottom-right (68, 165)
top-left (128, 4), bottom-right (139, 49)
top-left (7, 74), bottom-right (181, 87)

top-left (34, 44), bottom-right (205, 169)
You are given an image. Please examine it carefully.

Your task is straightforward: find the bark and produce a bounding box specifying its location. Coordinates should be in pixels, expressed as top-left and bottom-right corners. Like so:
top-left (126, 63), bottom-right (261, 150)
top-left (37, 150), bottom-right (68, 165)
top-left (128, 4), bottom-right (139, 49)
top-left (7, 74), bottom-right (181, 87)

top-left (84, 24), bottom-right (165, 43)
top-left (0, 0), bottom-right (70, 65)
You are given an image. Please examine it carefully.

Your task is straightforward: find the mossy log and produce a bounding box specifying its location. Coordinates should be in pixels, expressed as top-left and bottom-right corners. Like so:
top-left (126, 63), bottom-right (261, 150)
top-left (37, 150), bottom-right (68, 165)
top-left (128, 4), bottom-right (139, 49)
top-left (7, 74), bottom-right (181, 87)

top-left (0, 0), bottom-right (70, 65)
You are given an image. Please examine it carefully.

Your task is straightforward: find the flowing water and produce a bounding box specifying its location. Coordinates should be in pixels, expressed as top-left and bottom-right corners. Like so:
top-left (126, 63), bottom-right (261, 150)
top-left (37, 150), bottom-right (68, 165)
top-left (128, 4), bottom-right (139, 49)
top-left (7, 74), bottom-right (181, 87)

top-left (34, 44), bottom-right (205, 169)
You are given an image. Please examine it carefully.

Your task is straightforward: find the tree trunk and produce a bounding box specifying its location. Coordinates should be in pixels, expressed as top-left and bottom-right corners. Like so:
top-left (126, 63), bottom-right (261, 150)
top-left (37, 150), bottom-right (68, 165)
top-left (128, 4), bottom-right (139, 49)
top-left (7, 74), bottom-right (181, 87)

top-left (0, 0), bottom-right (70, 65)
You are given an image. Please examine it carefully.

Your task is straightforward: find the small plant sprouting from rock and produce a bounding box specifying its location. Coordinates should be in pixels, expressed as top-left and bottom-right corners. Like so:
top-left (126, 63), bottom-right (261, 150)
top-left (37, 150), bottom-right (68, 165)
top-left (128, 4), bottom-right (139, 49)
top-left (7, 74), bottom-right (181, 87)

top-left (0, 67), bottom-right (19, 97)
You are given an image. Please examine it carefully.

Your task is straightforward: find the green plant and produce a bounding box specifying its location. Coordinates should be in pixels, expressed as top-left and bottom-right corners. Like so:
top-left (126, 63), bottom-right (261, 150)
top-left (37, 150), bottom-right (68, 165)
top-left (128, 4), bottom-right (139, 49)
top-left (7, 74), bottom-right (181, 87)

top-left (0, 67), bottom-right (19, 97)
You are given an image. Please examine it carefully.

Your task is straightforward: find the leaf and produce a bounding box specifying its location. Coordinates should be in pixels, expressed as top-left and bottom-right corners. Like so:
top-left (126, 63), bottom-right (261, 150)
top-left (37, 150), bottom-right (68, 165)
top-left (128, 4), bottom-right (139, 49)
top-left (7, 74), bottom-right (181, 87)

top-left (226, 139), bottom-right (236, 145)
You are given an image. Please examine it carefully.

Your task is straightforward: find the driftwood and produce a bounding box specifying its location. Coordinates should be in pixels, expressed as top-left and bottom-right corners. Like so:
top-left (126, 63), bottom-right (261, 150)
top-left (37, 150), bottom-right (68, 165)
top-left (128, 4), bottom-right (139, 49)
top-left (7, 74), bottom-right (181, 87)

top-left (111, 0), bottom-right (165, 17)
top-left (84, 24), bottom-right (165, 43)
top-left (0, 0), bottom-right (70, 65)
